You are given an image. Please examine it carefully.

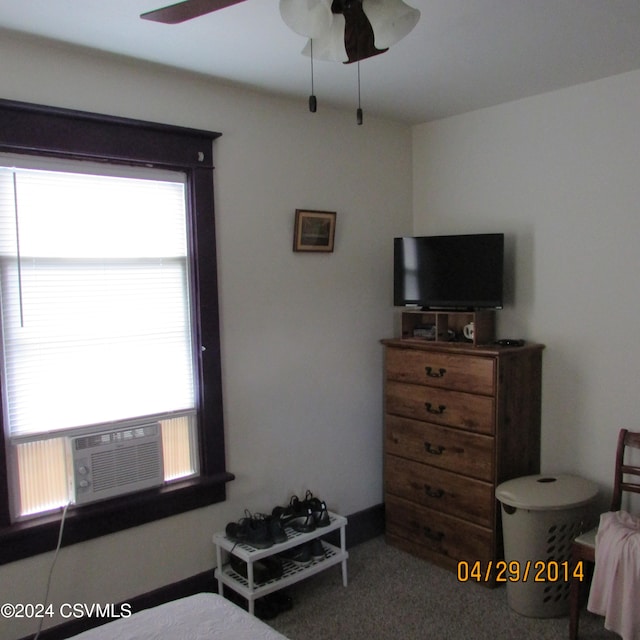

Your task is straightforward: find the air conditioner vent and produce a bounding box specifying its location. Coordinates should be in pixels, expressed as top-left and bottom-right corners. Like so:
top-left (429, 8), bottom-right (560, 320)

top-left (71, 424), bottom-right (164, 505)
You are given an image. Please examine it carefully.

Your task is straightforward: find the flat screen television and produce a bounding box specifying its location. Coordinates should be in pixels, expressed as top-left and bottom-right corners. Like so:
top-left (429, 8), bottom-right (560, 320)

top-left (393, 233), bottom-right (504, 309)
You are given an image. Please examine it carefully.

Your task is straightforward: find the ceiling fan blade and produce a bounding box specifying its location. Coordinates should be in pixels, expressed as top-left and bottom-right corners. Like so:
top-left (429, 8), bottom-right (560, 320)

top-left (141, 0), bottom-right (247, 24)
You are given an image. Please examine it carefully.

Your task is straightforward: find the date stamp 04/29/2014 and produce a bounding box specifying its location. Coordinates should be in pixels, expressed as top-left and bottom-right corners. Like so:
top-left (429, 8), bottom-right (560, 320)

top-left (457, 560), bottom-right (585, 584)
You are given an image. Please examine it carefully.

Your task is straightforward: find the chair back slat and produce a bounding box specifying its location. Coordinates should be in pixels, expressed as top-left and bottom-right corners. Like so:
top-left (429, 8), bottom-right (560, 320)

top-left (611, 429), bottom-right (640, 510)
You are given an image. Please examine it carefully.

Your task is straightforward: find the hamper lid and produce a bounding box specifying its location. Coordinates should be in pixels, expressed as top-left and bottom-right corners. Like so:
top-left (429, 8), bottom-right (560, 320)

top-left (495, 474), bottom-right (598, 510)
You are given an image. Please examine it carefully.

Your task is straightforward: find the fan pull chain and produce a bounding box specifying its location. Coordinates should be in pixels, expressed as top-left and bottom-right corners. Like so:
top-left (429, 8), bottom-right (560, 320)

top-left (357, 59), bottom-right (363, 125)
top-left (309, 39), bottom-right (317, 113)
top-left (354, 7), bottom-right (363, 126)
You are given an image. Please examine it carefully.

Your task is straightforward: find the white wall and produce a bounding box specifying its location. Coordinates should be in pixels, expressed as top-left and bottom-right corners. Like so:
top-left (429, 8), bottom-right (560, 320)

top-left (0, 31), bottom-right (412, 639)
top-left (412, 69), bottom-right (640, 505)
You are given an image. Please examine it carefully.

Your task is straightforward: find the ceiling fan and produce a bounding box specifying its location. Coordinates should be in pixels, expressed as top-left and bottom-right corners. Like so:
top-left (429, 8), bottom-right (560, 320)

top-left (141, 0), bottom-right (419, 123)
top-left (141, 0), bottom-right (420, 64)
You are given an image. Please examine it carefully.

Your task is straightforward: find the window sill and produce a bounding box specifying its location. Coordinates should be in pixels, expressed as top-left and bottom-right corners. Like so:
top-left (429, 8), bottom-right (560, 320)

top-left (0, 471), bottom-right (234, 566)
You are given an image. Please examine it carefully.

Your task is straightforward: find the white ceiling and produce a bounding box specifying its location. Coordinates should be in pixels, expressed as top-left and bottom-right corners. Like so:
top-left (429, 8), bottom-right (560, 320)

top-left (2, 0), bottom-right (640, 124)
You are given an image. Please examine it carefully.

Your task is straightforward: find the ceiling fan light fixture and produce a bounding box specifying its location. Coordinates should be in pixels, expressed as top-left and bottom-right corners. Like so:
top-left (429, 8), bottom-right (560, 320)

top-left (279, 0), bottom-right (333, 38)
top-left (362, 0), bottom-right (420, 49)
top-left (301, 14), bottom-right (349, 63)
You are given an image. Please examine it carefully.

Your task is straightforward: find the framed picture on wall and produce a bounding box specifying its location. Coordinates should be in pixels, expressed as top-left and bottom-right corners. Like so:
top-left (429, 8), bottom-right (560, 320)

top-left (293, 209), bottom-right (337, 252)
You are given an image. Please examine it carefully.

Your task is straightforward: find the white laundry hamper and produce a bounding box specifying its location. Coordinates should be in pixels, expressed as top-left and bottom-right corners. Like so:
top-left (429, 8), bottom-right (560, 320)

top-left (495, 474), bottom-right (598, 618)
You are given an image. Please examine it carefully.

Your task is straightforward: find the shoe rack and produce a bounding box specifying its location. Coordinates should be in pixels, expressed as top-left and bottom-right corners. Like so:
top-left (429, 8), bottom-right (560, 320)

top-left (213, 512), bottom-right (348, 615)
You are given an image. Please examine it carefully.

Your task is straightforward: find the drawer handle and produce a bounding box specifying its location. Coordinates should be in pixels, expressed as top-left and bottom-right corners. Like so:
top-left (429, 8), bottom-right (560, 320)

top-left (425, 402), bottom-right (446, 415)
top-left (424, 442), bottom-right (445, 455)
top-left (425, 366), bottom-right (447, 378)
top-left (423, 526), bottom-right (444, 542)
top-left (424, 485), bottom-right (444, 498)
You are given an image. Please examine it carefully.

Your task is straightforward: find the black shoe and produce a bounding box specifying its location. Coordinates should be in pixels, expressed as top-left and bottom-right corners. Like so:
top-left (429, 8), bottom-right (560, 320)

top-left (226, 511), bottom-right (273, 549)
top-left (254, 597), bottom-right (279, 620)
top-left (290, 505), bottom-right (316, 533)
top-left (230, 554), bottom-right (283, 583)
top-left (264, 590), bottom-right (294, 613)
top-left (302, 490), bottom-right (330, 528)
top-left (262, 513), bottom-right (288, 544)
top-left (225, 519), bottom-right (249, 543)
top-left (279, 543), bottom-right (312, 566)
top-left (273, 496), bottom-right (316, 533)
top-left (310, 538), bottom-right (325, 561)
top-left (224, 590), bottom-right (280, 621)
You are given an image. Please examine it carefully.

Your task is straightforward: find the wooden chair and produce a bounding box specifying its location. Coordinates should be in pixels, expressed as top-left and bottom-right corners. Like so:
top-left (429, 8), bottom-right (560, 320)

top-left (569, 428), bottom-right (640, 640)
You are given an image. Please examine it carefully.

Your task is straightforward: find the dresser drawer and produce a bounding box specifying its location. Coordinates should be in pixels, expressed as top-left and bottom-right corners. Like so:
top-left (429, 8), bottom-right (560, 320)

top-left (385, 454), bottom-right (494, 527)
top-left (385, 380), bottom-right (495, 435)
top-left (385, 494), bottom-right (493, 563)
top-left (385, 414), bottom-right (494, 481)
top-left (385, 347), bottom-right (495, 395)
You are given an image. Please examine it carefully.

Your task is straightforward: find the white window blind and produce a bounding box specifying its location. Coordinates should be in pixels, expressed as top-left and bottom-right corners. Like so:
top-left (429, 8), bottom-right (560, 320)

top-left (0, 157), bottom-right (200, 518)
top-left (0, 160), bottom-right (195, 440)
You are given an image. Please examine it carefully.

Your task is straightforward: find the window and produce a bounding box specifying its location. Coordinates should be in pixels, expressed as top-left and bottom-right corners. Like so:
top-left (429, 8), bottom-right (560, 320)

top-left (0, 99), bottom-right (232, 564)
top-left (1, 159), bottom-right (200, 519)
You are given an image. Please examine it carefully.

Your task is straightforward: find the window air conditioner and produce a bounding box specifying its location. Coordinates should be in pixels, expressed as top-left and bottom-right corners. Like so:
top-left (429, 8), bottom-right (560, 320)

top-left (70, 423), bottom-right (164, 505)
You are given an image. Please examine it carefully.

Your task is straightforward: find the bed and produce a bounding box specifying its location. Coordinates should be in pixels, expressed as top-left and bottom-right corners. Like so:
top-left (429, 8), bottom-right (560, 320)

top-left (65, 593), bottom-right (290, 640)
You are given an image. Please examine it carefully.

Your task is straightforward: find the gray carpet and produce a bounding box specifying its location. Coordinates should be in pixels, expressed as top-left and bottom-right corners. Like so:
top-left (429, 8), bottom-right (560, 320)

top-left (267, 536), bottom-right (618, 640)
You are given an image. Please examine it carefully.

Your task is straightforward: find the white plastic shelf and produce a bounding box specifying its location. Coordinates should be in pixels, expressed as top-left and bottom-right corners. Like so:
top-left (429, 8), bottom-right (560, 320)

top-left (213, 512), bottom-right (348, 615)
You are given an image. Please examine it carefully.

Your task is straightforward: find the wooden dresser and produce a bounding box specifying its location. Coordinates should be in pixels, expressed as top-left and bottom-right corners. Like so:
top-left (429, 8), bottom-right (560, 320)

top-left (382, 337), bottom-right (544, 582)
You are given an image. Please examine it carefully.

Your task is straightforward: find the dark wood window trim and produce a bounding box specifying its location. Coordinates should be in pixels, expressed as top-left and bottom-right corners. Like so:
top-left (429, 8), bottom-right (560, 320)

top-left (0, 99), bottom-right (233, 565)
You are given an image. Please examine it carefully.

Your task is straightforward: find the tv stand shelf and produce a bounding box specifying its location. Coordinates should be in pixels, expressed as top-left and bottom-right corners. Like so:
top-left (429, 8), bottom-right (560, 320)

top-left (400, 309), bottom-right (495, 346)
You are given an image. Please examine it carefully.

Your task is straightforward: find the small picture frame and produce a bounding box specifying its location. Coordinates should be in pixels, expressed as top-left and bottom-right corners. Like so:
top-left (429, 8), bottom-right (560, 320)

top-left (293, 209), bottom-right (337, 253)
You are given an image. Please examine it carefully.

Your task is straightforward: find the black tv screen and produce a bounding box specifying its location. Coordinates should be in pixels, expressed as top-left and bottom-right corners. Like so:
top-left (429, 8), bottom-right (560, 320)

top-left (393, 233), bottom-right (504, 309)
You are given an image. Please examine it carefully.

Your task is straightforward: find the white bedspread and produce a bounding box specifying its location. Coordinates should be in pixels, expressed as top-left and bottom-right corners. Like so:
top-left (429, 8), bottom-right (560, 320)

top-left (65, 593), bottom-right (289, 640)
top-left (587, 510), bottom-right (640, 640)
